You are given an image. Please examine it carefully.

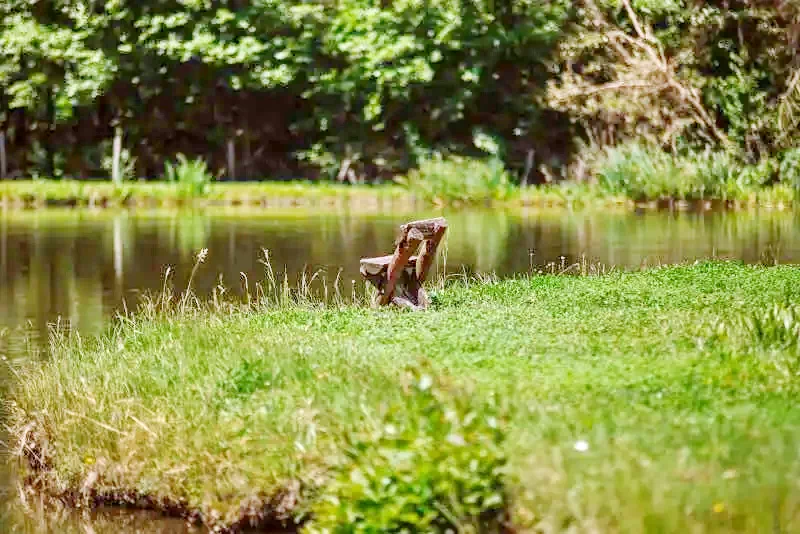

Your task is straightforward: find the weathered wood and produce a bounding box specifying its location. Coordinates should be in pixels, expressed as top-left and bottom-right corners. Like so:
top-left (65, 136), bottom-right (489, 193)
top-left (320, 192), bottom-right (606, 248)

top-left (415, 225), bottom-right (446, 283)
top-left (381, 234), bottom-right (421, 305)
top-left (398, 217), bottom-right (448, 241)
top-left (360, 217), bottom-right (447, 310)
top-left (360, 255), bottom-right (418, 276)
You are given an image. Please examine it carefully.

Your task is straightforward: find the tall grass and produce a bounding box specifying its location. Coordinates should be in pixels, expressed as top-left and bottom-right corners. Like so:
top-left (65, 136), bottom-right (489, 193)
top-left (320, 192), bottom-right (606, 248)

top-left (396, 156), bottom-right (514, 205)
top-left (593, 142), bottom-right (796, 203)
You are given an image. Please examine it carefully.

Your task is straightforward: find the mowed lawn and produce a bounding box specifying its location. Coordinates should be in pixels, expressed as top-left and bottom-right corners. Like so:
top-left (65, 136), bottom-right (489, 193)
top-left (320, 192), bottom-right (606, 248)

top-left (10, 261), bottom-right (800, 532)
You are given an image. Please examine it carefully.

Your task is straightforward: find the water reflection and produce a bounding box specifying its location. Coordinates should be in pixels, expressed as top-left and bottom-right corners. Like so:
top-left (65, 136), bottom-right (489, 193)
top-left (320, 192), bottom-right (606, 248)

top-left (0, 208), bottom-right (798, 345)
top-left (0, 493), bottom-right (206, 534)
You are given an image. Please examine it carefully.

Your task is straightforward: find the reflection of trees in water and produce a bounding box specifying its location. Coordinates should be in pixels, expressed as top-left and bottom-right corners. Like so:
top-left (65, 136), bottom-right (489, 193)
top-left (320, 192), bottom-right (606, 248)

top-left (501, 211), bottom-right (800, 271)
top-left (169, 211), bottom-right (211, 262)
top-left (442, 210), bottom-right (513, 274)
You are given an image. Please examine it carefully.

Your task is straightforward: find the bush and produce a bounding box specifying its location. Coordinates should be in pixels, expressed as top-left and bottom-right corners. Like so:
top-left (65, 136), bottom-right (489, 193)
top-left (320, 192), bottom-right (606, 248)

top-left (163, 154), bottom-right (214, 198)
top-left (304, 367), bottom-right (509, 534)
top-left (397, 156), bottom-right (513, 205)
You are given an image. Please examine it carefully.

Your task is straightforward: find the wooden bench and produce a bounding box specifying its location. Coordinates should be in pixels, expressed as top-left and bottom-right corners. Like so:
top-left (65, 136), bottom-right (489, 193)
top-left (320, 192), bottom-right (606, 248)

top-left (360, 217), bottom-right (448, 310)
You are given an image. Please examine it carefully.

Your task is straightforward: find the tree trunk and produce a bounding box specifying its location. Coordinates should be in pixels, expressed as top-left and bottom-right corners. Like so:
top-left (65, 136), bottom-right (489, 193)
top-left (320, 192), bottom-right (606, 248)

top-left (0, 131), bottom-right (7, 180)
top-left (45, 87), bottom-right (56, 178)
top-left (112, 127), bottom-right (123, 184)
top-left (227, 138), bottom-right (236, 180)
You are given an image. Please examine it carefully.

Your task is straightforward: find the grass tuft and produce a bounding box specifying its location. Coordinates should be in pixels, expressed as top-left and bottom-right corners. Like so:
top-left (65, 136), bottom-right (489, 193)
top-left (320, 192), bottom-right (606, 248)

top-left (163, 154), bottom-right (215, 199)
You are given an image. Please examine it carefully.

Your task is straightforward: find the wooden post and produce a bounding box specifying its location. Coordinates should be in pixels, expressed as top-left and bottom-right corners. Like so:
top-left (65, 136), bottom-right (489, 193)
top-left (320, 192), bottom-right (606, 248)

top-left (0, 131), bottom-right (6, 180)
top-left (112, 127), bottom-right (122, 185)
top-left (360, 217), bottom-right (448, 310)
top-left (227, 138), bottom-right (236, 181)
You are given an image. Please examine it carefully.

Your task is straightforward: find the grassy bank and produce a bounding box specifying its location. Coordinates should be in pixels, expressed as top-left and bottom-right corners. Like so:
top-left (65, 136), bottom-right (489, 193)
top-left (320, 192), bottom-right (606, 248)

top-left (0, 180), bottom-right (415, 210)
top-left (9, 261), bottom-right (800, 532)
top-left (0, 179), bottom-right (795, 211)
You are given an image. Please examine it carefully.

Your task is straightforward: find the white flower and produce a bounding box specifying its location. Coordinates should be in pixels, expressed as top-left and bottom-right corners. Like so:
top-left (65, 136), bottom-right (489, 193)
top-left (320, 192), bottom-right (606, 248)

top-left (573, 440), bottom-right (589, 452)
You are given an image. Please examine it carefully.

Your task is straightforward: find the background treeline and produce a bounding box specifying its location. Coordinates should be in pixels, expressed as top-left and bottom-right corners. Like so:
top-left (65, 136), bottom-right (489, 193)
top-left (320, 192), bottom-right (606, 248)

top-left (0, 0), bottom-right (798, 184)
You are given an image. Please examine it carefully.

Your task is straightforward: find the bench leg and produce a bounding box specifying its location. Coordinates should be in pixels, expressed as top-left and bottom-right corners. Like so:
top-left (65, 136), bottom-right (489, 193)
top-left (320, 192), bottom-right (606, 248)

top-left (366, 268), bottom-right (430, 310)
top-left (380, 235), bottom-right (421, 306)
top-left (416, 226), bottom-right (447, 283)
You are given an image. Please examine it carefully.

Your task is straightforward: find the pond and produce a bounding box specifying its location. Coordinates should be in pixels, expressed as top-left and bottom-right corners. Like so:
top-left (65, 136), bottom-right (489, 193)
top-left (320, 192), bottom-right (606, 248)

top-left (1, 206), bottom-right (799, 532)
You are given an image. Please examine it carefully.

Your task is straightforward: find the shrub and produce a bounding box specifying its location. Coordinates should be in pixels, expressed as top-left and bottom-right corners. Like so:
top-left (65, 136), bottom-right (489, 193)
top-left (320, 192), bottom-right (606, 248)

top-left (304, 367), bottom-right (509, 534)
top-left (397, 156), bottom-right (513, 205)
top-left (163, 154), bottom-right (214, 198)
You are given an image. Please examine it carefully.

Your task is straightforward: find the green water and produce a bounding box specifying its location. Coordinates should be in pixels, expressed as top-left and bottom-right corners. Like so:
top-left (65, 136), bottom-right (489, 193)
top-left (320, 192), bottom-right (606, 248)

top-left (1, 206), bottom-right (799, 532)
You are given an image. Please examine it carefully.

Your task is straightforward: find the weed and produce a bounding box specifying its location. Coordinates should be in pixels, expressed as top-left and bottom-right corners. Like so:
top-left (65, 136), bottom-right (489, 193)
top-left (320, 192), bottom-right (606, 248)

top-left (163, 154), bottom-right (215, 198)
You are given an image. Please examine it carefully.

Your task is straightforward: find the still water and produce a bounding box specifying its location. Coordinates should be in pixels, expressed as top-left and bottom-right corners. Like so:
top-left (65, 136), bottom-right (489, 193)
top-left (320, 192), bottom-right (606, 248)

top-left (1, 206), bottom-right (799, 532)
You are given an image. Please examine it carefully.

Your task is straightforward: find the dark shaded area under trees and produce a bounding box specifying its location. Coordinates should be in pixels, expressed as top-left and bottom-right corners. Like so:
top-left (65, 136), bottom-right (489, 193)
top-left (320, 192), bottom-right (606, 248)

top-left (0, 0), bottom-right (798, 183)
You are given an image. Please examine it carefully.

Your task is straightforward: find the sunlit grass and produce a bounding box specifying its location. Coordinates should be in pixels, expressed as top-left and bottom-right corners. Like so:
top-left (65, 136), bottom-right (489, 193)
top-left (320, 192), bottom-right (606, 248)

top-left (0, 180), bottom-right (413, 210)
top-left (0, 178), bottom-right (794, 211)
top-left (8, 261), bottom-right (800, 532)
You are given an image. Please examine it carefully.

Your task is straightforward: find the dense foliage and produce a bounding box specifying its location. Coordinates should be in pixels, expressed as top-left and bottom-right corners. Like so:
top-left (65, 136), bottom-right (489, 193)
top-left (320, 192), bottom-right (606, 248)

top-left (0, 0), bottom-right (798, 183)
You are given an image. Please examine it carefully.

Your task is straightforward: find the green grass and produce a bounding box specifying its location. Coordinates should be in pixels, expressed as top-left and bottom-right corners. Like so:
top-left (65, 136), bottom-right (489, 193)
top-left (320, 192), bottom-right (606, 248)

top-left (9, 261), bottom-right (800, 532)
top-left (0, 180), bottom-right (413, 210)
top-left (0, 176), bottom-right (794, 211)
